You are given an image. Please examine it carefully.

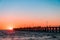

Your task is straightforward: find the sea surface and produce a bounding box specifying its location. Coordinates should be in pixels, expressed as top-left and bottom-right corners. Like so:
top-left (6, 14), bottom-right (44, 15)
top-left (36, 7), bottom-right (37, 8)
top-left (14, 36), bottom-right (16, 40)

top-left (0, 30), bottom-right (60, 40)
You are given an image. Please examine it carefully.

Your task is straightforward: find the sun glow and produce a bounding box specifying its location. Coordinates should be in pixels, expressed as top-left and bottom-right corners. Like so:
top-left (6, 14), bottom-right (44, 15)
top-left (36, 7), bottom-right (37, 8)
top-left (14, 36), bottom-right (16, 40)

top-left (8, 27), bottom-right (13, 30)
top-left (7, 25), bottom-right (14, 30)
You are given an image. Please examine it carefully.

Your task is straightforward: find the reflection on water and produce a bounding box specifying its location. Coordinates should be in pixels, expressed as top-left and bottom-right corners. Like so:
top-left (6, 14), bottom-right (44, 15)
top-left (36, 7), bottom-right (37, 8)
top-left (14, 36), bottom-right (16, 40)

top-left (0, 31), bottom-right (60, 40)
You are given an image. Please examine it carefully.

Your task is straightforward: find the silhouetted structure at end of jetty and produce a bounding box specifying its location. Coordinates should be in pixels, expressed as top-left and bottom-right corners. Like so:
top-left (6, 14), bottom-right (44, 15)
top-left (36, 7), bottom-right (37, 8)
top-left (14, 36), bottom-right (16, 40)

top-left (13, 26), bottom-right (60, 33)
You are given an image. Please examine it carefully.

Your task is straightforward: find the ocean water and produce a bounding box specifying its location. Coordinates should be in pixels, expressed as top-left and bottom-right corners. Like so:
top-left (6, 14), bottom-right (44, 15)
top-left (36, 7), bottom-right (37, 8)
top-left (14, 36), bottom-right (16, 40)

top-left (0, 31), bottom-right (60, 40)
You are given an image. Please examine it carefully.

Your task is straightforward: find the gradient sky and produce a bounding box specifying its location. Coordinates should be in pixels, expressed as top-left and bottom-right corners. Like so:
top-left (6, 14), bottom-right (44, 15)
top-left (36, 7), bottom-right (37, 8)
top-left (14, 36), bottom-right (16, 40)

top-left (0, 0), bottom-right (60, 29)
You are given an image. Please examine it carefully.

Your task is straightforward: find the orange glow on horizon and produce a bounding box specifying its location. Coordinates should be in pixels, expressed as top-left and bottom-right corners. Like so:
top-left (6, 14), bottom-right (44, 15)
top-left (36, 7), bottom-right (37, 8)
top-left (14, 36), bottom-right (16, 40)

top-left (7, 26), bottom-right (13, 30)
top-left (0, 16), bottom-right (60, 30)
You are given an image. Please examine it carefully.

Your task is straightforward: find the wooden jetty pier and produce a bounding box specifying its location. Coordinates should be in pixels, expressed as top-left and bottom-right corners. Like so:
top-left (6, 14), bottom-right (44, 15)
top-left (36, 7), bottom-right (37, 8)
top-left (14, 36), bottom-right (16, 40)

top-left (40, 27), bottom-right (60, 33)
top-left (14, 26), bottom-right (60, 33)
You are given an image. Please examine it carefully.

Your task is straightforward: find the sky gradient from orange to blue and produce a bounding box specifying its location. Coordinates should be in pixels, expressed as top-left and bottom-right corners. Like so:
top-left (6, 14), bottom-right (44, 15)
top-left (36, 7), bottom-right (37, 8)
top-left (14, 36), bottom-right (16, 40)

top-left (0, 0), bottom-right (60, 30)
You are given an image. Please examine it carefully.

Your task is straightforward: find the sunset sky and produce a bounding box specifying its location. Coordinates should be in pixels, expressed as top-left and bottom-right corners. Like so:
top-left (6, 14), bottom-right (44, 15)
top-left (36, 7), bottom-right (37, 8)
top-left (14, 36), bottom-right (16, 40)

top-left (0, 0), bottom-right (60, 30)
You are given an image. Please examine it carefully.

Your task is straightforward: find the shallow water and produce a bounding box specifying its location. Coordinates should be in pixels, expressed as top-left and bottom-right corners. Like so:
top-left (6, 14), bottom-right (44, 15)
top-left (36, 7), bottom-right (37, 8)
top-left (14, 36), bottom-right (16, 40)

top-left (0, 31), bottom-right (60, 40)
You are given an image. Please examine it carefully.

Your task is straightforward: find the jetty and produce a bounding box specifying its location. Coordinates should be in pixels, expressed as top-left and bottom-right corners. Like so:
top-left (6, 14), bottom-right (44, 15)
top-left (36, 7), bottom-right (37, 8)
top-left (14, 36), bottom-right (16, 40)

top-left (14, 26), bottom-right (60, 33)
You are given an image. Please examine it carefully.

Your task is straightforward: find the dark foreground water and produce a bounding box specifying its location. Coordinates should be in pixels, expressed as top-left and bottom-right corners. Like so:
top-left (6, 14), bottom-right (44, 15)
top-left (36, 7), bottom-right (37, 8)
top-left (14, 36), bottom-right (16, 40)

top-left (0, 31), bottom-right (60, 40)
